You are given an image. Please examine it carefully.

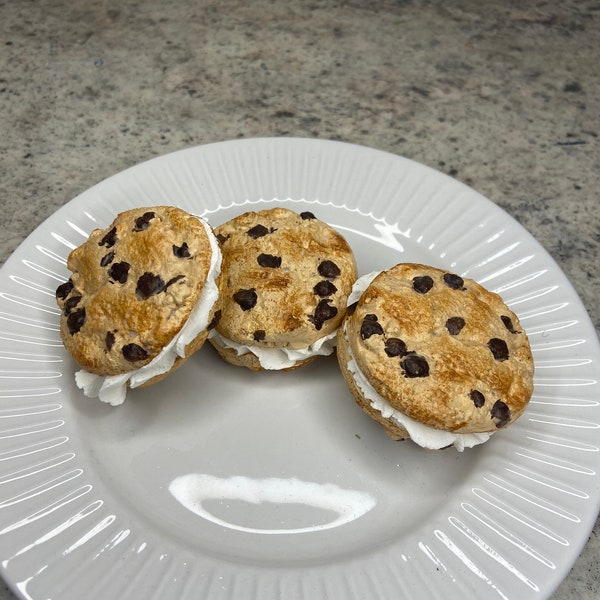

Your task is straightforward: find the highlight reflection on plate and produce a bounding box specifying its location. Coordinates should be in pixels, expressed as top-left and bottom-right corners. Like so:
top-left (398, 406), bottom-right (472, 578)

top-left (0, 138), bottom-right (598, 600)
top-left (169, 474), bottom-right (376, 534)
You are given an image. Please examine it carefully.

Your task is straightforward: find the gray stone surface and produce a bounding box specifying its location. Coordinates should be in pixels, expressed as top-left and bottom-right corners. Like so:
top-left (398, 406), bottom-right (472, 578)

top-left (0, 1), bottom-right (598, 598)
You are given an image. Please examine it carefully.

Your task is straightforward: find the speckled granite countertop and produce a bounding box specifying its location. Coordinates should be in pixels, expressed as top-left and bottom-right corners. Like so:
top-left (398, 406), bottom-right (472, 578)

top-left (0, 1), bottom-right (598, 598)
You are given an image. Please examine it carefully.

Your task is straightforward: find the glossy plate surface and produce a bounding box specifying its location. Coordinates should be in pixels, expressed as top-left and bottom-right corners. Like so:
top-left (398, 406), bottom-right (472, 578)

top-left (0, 138), bottom-right (598, 600)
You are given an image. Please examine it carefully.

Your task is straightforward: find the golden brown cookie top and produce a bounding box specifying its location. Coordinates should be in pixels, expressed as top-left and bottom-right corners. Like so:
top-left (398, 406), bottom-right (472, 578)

top-left (345, 263), bottom-right (534, 433)
top-left (215, 207), bottom-right (357, 348)
top-left (55, 206), bottom-right (215, 376)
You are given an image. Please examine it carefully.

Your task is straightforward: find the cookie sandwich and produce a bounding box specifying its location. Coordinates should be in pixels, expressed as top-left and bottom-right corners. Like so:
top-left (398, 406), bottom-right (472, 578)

top-left (336, 264), bottom-right (534, 451)
top-left (55, 206), bottom-right (222, 405)
top-left (209, 207), bottom-right (358, 370)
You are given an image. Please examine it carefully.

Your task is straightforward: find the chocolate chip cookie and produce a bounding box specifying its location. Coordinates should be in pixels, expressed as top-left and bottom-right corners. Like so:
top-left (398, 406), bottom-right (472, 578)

top-left (209, 207), bottom-right (357, 370)
top-left (55, 206), bottom-right (222, 403)
top-left (336, 263), bottom-right (534, 448)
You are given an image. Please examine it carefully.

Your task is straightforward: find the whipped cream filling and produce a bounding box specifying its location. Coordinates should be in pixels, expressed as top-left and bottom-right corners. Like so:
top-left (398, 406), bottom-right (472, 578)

top-left (209, 329), bottom-right (337, 370)
top-left (75, 216), bottom-right (222, 406)
top-left (345, 272), bottom-right (492, 452)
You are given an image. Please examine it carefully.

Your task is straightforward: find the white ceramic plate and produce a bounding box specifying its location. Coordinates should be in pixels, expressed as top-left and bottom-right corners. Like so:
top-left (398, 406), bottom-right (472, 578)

top-left (0, 138), bottom-right (598, 600)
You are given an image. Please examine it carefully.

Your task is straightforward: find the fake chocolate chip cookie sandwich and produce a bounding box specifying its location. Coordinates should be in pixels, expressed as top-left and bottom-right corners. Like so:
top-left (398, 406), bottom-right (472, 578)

top-left (336, 263), bottom-right (534, 451)
top-left (55, 206), bottom-right (222, 405)
top-left (208, 207), bottom-right (358, 371)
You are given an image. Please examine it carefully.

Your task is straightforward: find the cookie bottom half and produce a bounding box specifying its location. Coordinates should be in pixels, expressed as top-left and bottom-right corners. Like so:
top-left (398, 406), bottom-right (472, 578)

top-left (336, 334), bottom-right (410, 441)
top-left (137, 328), bottom-right (211, 388)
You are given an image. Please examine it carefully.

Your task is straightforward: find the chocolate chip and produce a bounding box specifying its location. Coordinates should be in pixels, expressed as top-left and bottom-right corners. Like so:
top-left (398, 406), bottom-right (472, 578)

top-left (63, 295), bottom-right (82, 316)
top-left (247, 224), bottom-right (270, 239)
top-left (313, 280), bottom-right (337, 297)
top-left (412, 275), bottom-right (434, 294)
top-left (309, 299), bottom-right (338, 330)
top-left (233, 288), bottom-right (257, 310)
top-left (122, 343), bottom-right (150, 362)
top-left (385, 338), bottom-right (408, 357)
top-left (318, 260), bottom-right (341, 278)
top-left (491, 400), bottom-right (511, 427)
top-left (173, 242), bottom-right (191, 258)
top-left (360, 314), bottom-right (384, 339)
top-left (445, 316), bottom-right (465, 335)
top-left (136, 272), bottom-right (166, 299)
top-left (470, 389), bottom-right (485, 408)
top-left (216, 233), bottom-right (230, 244)
top-left (257, 253), bottom-right (282, 268)
top-left (132, 211), bottom-right (155, 232)
top-left (300, 211), bottom-right (316, 220)
top-left (105, 331), bottom-right (115, 351)
top-left (488, 338), bottom-right (509, 361)
top-left (67, 307), bottom-right (86, 335)
top-left (99, 226), bottom-right (117, 248)
top-left (501, 315), bottom-right (519, 334)
top-left (165, 274), bottom-right (185, 289)
top-left (56, 279), bottom-right (74, 300)
top-left (253, 330), bottom-right (266, 341)
top-left (108, 261), bottom-right (130, 284)
top-left (443, 273), bottom-right (465, 290)
top-left (401, 354), bottom-right (430, 378)
top-left (100, 251), bottom-right (115, 267)
top-left (207, 309), bottom-right (222, 330)
top-left (346, 301), bottom-right (358, 316)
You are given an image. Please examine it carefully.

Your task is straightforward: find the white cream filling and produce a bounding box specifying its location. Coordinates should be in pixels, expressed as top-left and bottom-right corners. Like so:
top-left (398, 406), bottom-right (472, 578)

top-left (345, 272), bottom-right (492, 452)
top-left (208, 329), bottom-right (337, 370)
top-left (347, 270), bottom-right (380, 305)
top-left (75, 216), bottom-right (222, 406)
